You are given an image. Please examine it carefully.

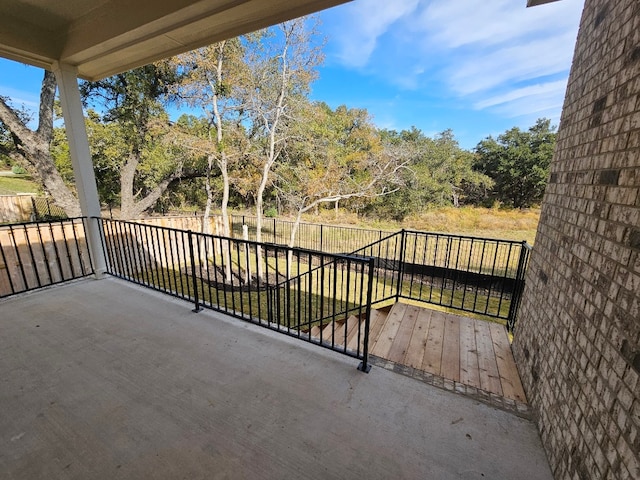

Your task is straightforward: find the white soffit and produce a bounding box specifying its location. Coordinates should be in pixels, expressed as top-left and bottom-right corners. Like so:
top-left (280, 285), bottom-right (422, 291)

top-left (0, 0), bottom-right (352, 81)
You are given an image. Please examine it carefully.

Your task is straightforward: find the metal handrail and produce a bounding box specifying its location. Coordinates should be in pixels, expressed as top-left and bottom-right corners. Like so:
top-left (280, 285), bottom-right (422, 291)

top-left (0, 217), bottom-right (94, 298)
top-left (97, 218), bottom-right (374, 370)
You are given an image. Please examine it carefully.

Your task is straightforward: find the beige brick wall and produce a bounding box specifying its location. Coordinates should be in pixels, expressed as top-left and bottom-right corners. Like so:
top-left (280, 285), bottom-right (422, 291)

top-left (512, 0), bottom-right (640, 478)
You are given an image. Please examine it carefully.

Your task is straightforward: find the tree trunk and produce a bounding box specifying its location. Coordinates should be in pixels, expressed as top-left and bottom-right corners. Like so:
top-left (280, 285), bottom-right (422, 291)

top-left (220, 154), bottom-right (231, 238)
top-left (202, 155), bottom-right (213, 235)
top-left (118, 153), bottom-right (139, 219)
top-left (219, 154), bottom-right (233, 283)
top-left (255, 189), bottom-right (265, 281)
top-left (119, 151), bottom-right (181, 220)
top-left (25, 147), bottom-right (82, 217)
top-left (286, 209), bottom-right (304, 279)
top-left (0, 71), bottom-right (81, 217)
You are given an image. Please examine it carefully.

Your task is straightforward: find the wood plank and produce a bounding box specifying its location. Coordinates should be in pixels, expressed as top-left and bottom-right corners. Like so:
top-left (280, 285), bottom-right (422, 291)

top-left (322, 321), bottom-right (335, 344)
top-left (344, 316), bottom-right (360, 347)
top-left (367, 309), bottom-right (389, 347)
top-left (421, 310), bottom-right (446, 375)
top-left (310, 325), bottom-right (321, 338)
top-left (371, 302), bottom-right (408, 358)
top-left (459, 316), bottom-right (481, 388)
top-left (488, 322), bottom-right (527, 403)
top-left (387, 305), bottom-right (420, 364)
top-left (347, 309), bottom-right (385, 353)
top-left (404, 308), bottom-right (432, 369)
top-left (475, 320), bottom-right (503, 396)
top-left (440, 314), bottom-right (461, 382)
top-left (332, 320), bottom-right (347, 347)
top-left (347, 318), bottom-right (364, 352)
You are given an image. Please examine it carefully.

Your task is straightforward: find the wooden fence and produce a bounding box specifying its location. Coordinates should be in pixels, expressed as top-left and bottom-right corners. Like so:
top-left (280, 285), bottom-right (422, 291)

top-left (0, 195), bottom-right (34, 224)
top-left (0, 218), bottom-right (93, 298)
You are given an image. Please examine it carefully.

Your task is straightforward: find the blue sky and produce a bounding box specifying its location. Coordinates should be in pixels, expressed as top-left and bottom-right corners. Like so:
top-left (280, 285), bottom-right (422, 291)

top-left (0, 0), bottom-right (584, 150)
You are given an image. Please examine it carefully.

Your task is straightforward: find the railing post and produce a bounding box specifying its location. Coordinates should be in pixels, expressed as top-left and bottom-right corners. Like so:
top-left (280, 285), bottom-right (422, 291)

top-left (358, 257), bottom-right (375, 373)
top-left (187, 229), bottom-right (202, 313)
top-left (507, 241), bottom-right (529, 332)
top-left (266, 284), bottom-right (274, 324)
top-left (30, 197), bottom-right (38, 221)
top-left (395, 229), bottom-right (406, 302)
top-left (273, 218), bottom-right (277, 243)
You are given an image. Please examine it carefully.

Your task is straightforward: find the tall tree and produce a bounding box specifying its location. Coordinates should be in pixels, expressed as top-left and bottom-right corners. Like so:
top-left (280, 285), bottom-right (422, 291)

top-left (240, 17), bottom-right (324, 245)
top-left (367, 128), bottom-right (491, 221)
top-left (173, 39), bottom-right (248, 239)
top-left (428, 130), bottom-right (491, 208)
top-left (277, 102), bottom-right (406, 249)
top-left (474, 118), bottom-right (556, 208)
top-left (0, 71), bottom-right (81, 215)
top-left (81, 63), bottom-right (187, 219)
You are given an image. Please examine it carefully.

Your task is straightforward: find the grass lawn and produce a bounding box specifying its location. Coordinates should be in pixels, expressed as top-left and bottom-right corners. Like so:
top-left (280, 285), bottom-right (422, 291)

top-left (0, 175), bottom-right (40, 195)
top-left (297, 206), bottom-right (540, 244)
top-left (103, 214), bottom-right (520, 339)
top-left (119, 257), bottom-right (511, 331)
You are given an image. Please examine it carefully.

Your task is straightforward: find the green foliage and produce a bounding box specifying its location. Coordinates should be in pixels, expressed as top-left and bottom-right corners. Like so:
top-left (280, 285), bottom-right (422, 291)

top-left (474, 118), bottom-right (556, 208)
top-left (80, 64), bottom-right (201, 216)
top-left (264, 206), bottom-right (278, 218)
top-left (365, 128), bottom-right (492, 221)
top-left (0, 109), bottom-right (20, 167)
top-left (50, 127), bottom-right (75, 183)
top-left (11, 164), bottom-right (26, 175)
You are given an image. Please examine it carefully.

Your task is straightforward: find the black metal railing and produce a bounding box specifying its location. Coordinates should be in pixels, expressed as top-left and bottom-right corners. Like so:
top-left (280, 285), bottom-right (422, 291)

top-left (97, 218), bottom-right (374, 371)
top-left (205, 215), bottom-right (531, 329)
top-left (350, 230), bottom-right (530, 330)
top-left (228, 214), bottom-right (387, 253)
top-left (31, 197), bottom-right (68, 222)
top-left (0, 217), bottom-right (93, 298)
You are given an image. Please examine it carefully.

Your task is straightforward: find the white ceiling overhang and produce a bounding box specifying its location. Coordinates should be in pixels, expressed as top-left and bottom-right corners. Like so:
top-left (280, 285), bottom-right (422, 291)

top-left (0, 0), bottom-right (352, 81)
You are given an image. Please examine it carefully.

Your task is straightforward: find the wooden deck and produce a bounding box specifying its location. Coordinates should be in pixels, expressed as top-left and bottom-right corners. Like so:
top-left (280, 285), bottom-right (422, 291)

top-left (310, 302), bottom-right (526, 404)
top-left (368, 303), bottom-right (527, 403)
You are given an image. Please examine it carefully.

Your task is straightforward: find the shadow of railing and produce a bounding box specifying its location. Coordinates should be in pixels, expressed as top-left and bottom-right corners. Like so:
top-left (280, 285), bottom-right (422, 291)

top-left (0, 217), bottom-right (93, 298)
top-left (97, 218), bottom-right (375, 371)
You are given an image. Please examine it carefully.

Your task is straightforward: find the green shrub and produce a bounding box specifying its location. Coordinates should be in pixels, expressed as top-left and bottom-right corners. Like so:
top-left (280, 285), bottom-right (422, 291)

top-left (264, 207), bottom-right (278, 218)
top-left (11, 164), bottom-right (27, 175)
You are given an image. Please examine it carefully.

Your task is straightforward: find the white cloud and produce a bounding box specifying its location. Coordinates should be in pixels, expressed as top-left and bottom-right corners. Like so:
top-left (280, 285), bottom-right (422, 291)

top-left (414, 0), bottom-right (582, 49)
top-left (448, 30), bottom-right (577, 95)
top-left (0, 86), bottom-right (39, 109)
top-left (474, 79), bottom-right (567, 110)
top-left (323, 0), bottom-right (584, 119)
top-left (324, 0), bottom-right (419, 67)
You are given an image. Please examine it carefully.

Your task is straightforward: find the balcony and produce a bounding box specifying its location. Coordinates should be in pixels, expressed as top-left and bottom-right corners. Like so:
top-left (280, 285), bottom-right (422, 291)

top-left (1, 276), bottom-right (553, 479)
top-left (1, 216), bottom-right (545, 477)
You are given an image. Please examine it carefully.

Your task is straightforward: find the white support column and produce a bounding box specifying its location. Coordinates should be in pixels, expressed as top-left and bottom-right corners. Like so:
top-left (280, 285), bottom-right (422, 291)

top-left (53, 62), bottom-right (106, 277)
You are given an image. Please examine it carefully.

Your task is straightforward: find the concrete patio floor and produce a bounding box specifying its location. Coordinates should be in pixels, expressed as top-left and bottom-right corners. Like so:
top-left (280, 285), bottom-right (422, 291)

top-left (0, 277), bottom-right (552, 479)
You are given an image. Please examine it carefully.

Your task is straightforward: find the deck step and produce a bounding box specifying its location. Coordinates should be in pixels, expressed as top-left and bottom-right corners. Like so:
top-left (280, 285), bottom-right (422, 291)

top-left (346, 309), bottom-right (389, 353)
top-left (321, 320), bottom-right (337, 344)
top-left (307, 309), bottom-right (390, 353)
top-left (305, 302), bottom-right (526, 404)
top-left (344, 315), bottom-right (362, 348)
top-left (370, 302), bottom-right (409, 358)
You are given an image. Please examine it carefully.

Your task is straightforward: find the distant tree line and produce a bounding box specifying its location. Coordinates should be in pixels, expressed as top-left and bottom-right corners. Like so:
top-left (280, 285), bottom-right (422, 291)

top-left (0, 16), bottom-right (557, 231)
